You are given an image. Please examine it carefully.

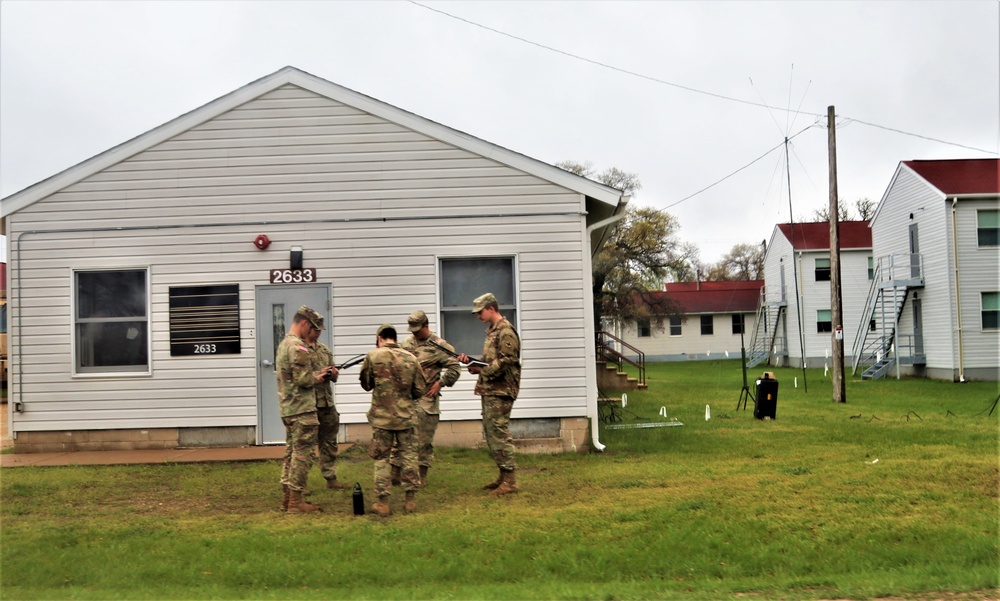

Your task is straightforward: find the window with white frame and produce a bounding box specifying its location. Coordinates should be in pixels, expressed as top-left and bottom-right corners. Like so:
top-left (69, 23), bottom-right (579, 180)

top-left (700, 315), bottom-right (714, 336)
top-left (816, 309), bottom-right (832, 333)
top-left (867, 256), bottom-right (874, 280)
top-left (982, 292), bottom-right (999, 330)
top-left (669, 316), bottom-right (682, 336)
top-left (637, 318), bottom-right (651, 338)
top-left (439, 257), bottom-right (517, 357)
top-left (732, 314), bottom-right (745, 335)
top-left (978, 210), bottom-right (999, 247)
top-left (74, 269), bottom-right (149, 373)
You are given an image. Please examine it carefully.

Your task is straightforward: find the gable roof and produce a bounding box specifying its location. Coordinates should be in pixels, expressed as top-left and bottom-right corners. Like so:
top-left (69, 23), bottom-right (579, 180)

top-left (775, 221), bottom-right (872, 251)
top-left (1, 66), bottom-right (624, 218)
top-left (650, 280), bottom-right (763, 314)
top-left (903, 159), bottom-right (1000, 197)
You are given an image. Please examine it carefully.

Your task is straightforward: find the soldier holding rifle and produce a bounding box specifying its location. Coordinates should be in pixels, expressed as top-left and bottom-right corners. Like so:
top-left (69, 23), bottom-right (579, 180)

top-left (399, 310), bottom-right (461, 488)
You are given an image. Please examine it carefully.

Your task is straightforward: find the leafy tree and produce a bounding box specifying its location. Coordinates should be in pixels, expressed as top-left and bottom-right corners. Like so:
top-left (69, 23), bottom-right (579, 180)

top-left (557, 161), bottom-right (693, 327)
top-left (705, 242), bottom-right (766, 281)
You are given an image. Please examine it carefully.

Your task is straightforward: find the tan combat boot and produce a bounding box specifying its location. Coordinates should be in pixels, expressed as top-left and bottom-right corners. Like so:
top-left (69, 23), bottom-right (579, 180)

top-left (287, 490), bottom-right (321, 513)
top-left (390, 464), bottom-right (402, 486)
top-left (280, 484), bottom-right (290, 512)
top-left (404, 491), bottom-right (417, 513)
top-left (490, 470), bottom-right (519, 497)
top-left (325, 478), bottom-right (349, 490)
top-left (419, 466), bottom-right (429, 488)
top-left (371, 498), bottom-right (391, 518)
top-left (482, 468), bottom-right (503, 490)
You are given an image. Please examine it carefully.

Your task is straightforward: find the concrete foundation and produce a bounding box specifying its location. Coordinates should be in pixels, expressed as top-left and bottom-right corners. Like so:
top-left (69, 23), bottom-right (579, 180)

top-left (12, 417), bottom-right (592, 454)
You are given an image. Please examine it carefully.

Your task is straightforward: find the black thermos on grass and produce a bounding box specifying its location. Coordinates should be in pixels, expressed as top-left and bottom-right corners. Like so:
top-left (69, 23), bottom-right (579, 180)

top-left (352, 482), bottom-right (365, 515)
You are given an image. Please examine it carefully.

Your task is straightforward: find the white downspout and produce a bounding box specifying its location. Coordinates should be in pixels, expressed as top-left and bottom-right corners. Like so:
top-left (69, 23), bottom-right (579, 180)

top-left (585, 196), bottom-right (630, 452)
top-left (951, 198), bottom-right (966, 382)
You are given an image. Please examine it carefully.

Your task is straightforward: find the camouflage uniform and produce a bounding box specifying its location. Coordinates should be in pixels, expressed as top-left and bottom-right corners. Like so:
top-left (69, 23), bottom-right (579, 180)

top-left (475, 316), bottom-right (521, 471)
top-left (360, 337), bottom-right (426, 500)
top-left (276, 332), bottom-right (320, 493)
top-left (400, 331), bottom-right (461, 469)
top-left (310, 340), bottom-right (342, 484)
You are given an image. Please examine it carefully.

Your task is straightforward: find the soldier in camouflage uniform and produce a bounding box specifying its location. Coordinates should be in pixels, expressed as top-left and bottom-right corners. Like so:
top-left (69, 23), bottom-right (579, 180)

top-left (360, 324), bottom-right (426, 517)
top-left (305, 317), bottom-right (348, 490)
top-left (459, 293), bottom-right (522, 496)
top-left (277, 306), bottom-right (335, 513)
top-left (399, 310), bottom-right (461, 488)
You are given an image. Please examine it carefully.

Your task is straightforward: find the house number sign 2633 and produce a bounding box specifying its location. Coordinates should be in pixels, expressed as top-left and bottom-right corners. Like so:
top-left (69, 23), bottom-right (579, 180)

top-left (270, 268), bottom-right (316, 284)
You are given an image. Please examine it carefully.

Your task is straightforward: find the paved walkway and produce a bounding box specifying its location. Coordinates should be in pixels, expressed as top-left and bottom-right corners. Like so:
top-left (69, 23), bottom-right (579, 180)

top-left (1, 445), bottom-right (288, 468)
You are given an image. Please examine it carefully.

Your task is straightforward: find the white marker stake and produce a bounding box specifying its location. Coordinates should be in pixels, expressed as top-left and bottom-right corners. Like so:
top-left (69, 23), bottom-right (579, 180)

top-left (705, 405), bottom-right (711, 421)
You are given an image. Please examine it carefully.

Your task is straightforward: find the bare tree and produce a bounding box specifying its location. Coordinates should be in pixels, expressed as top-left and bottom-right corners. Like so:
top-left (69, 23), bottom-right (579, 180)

top-left (854, 197), bottom-right (876, 220)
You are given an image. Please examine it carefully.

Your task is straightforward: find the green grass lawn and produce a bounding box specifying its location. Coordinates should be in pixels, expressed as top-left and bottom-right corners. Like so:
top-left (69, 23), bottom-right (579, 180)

top-left (2, 360), bottom-right (998, 600)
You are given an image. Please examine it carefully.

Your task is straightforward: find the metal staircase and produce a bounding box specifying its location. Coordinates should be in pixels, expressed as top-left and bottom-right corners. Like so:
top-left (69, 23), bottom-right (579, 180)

top-left (746, 287), bottom-right (787, 369)
top-left (852, 253), bottom-right (925, 380)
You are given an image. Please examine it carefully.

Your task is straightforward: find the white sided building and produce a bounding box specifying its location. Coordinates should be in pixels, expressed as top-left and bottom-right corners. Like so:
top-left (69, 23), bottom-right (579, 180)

top-left (618, 280), bottom-right (762, 362)
top-left (854, 159), bottom-right (999, 381)
top-left (749, 221), bottom-right (873, 369)
top-left (0, 67), bottom-right (628, 453)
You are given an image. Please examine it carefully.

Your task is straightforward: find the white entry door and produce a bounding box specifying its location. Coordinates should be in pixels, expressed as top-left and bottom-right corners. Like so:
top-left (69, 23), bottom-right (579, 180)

top-left (256, 284), bottom-right (331, 445)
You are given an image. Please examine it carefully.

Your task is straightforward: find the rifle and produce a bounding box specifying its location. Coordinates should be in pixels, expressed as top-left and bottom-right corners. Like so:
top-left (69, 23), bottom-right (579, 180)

top-left (427, 339), bottom-right (489, 368)
top-left (335, 354), bottom-right (366, 372)
top-left (321, 354), bottom-right (365, 382)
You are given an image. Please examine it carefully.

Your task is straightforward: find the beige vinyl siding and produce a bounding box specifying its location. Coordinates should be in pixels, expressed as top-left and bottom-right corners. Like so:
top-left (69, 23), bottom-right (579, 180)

top-left (7, 84), bottom-right (593, 432)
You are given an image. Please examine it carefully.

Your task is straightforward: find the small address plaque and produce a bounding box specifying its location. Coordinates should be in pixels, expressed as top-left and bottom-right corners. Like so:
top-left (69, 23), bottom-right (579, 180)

top-left (270, 268), bottom-right (317, 284)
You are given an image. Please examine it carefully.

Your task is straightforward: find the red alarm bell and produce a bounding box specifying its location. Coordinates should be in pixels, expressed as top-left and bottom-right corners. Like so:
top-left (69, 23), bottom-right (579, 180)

top-left (254, 234), bottom-right (271, 250)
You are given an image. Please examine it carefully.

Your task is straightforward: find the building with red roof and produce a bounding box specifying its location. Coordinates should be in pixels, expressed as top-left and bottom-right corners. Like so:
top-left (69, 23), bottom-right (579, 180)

top-left (617, 279), bottom-right (764, 361)
top-left (862, 158), bottom-right (999, 381)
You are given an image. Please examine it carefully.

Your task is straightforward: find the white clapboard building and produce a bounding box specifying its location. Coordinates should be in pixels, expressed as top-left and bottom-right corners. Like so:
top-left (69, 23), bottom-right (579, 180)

top-left (853, 159), bottom-right (999, 381)
top-left (0, 67), bottom-right (628, 453)
top-left (749, 221), bottom-right (873, 369)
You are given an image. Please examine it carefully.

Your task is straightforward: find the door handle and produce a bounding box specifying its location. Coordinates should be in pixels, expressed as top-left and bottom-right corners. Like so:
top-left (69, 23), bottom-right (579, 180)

top-left (261, 359), bottom-right (274, 368)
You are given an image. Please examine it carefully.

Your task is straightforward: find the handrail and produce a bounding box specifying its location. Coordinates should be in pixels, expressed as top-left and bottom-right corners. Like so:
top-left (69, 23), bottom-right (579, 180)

top-left (852, 253), bottom-right (923, 375)
top-left (595, 330), bottom-right (646, 388)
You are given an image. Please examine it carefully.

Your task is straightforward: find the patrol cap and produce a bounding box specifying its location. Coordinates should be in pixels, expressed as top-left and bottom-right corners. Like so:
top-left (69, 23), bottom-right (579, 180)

top-left (407, 310), bottom-right (429, 332)
top-left (298, 305), bottom-right (324, 331)
top-left (471, 292), bottom-right (497, 314)
top-left (376, 323), bottom-right (396, 338)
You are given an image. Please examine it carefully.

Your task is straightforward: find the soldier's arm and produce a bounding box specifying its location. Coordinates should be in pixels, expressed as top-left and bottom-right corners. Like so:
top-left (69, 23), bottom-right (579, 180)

top-left (411, 361), bottom-right (428, 401)
top-left (321, 344), bottom-right (339, 382)
top-left (437, 340), bottom-right (461, 387)
top-left (359, 355), bottom-right (374, 391)
top-left (479, 329), bottom-right (519, 379)
top-left (291, 345), bottom-right (323, 387)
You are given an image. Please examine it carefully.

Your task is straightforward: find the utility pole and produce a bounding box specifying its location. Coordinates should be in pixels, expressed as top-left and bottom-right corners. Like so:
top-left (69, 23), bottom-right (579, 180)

top-left (828, 105), bottom-right (846, 403)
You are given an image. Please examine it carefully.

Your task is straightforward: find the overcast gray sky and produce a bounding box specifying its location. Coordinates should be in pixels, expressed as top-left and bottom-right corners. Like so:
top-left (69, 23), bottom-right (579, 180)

top-left (2, 0), bottom-right (998, 266)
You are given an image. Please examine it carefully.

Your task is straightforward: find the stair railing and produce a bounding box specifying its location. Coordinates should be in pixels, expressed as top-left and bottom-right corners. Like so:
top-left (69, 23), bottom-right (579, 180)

top-left (595, 330), bottom-right (646, 388)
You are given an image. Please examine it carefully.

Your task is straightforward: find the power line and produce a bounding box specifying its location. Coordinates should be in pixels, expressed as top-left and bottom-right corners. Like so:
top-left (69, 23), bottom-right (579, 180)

top-left (660, 123), bottom-right (819, 211)
top-left (409, 0), bottom-right (818, 117)
top-left (410, 1), bottom-right (997, 156)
